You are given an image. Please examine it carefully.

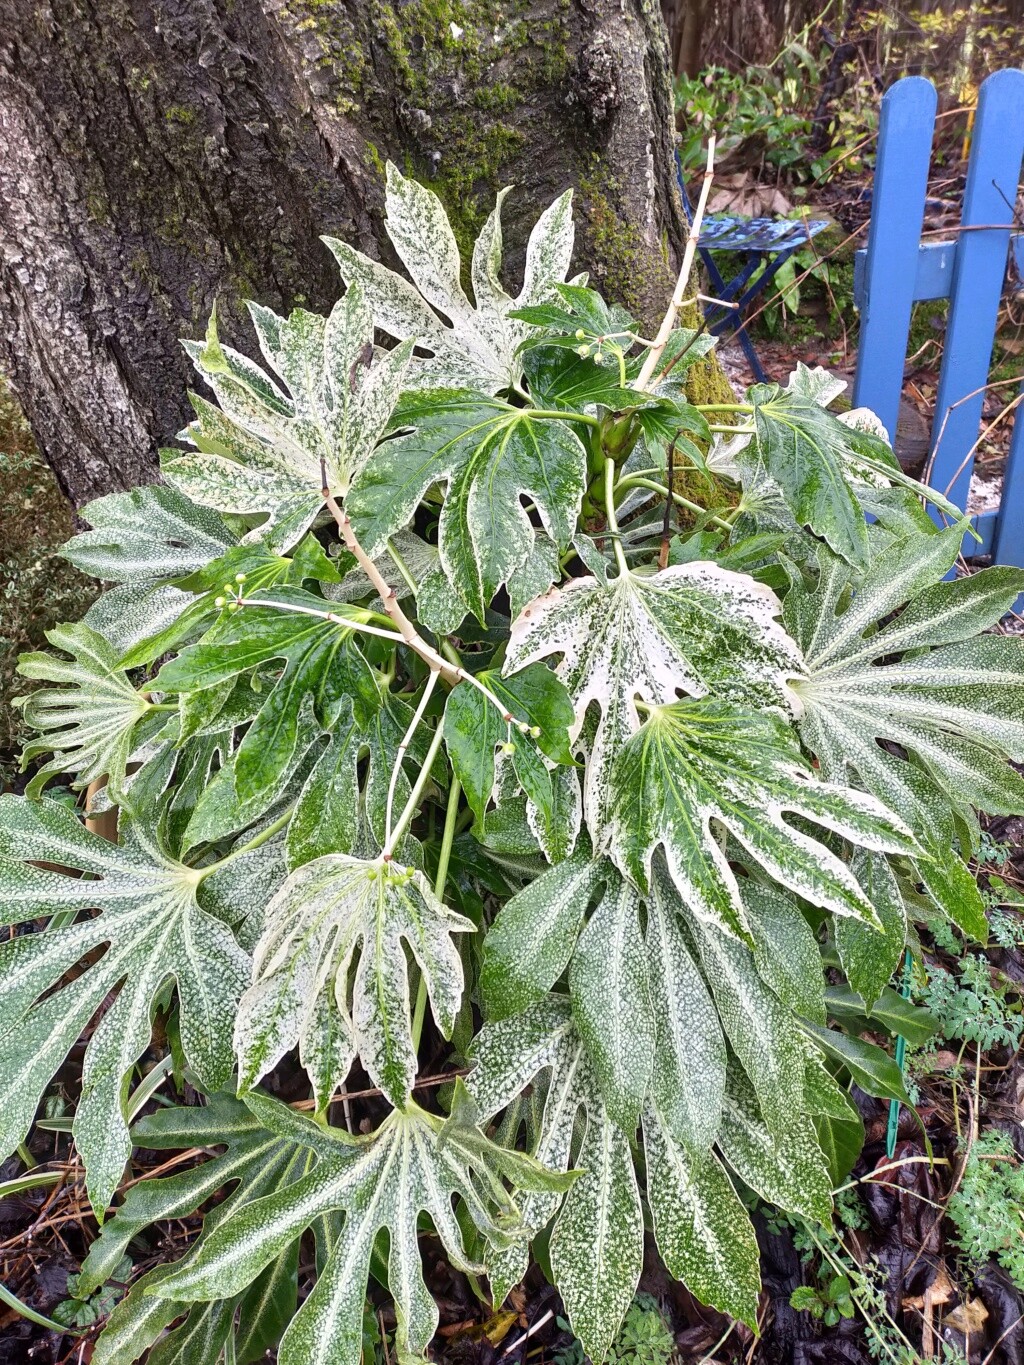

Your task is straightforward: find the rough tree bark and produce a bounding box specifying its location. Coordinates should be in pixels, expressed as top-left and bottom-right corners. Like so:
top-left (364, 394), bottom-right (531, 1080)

top-left (0, 0), bottom-right (730, 509)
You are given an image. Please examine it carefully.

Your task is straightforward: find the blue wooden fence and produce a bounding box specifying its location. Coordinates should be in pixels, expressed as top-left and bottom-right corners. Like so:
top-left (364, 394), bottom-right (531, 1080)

top-left (852, 69), bottom-right (1024, 566)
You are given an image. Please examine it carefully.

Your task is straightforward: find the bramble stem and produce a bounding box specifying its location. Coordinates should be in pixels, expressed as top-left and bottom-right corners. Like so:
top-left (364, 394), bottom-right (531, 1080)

top-left (633, 136), bottom-right (716, 392)
top-left (384, 669), bottom-right (441, 853)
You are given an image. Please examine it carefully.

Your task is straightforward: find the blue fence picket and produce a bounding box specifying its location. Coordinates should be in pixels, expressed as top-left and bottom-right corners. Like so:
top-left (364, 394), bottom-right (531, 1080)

top-left (928, 69), bottom-right (1024, 521)
top-left (851, 78), bottom-right (937, 443)
top-left (992, 384), bottom-right (1024, 567)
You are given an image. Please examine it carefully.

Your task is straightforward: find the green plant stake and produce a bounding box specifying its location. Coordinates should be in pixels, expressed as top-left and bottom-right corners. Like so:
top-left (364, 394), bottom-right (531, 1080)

top-left (886, 950), bottom-right (913, 1159)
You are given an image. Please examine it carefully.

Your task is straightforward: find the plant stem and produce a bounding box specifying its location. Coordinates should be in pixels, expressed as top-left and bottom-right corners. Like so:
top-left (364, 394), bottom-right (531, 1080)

top-left (384, 669), bottom-right (440, 852)
top-left (616, 475), bottom-right (734, 534)
top-left (321, 487), bottom-right (465, 686)
top-left (529, 409), bottom-right (601, 428)
top-left (696, 403), bottom-right (754, 414)
top-left (237, 594), bottom-right (518, 732)
top-left (633, 135), bottom-right (716, 392)
top-left (383, 723), bottom-right (446, 859)
top-left (386, 539), bottom-right (419, 597)
top-left (411, 775), bottom-right (463, 1052)
top-left (604, 458), bottom-right (630, 576)
top-left (196, 805), bottom-right (296, 880)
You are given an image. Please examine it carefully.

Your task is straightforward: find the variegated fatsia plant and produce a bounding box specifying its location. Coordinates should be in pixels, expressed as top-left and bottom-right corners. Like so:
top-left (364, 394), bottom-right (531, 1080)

top-left (6, 162), bottom-right (1023, 1365)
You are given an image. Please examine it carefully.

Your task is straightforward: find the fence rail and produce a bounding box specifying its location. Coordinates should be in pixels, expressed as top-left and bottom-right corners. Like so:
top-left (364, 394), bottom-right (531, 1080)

top-left (852, 69), bottom-right (1024, 567)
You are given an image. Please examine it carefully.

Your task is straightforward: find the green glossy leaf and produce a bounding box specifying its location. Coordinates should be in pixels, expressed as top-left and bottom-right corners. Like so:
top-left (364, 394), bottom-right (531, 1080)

top-left (825, 984), bottom-right (938, 1047)
top-left (443, 663), bottom-right (574, 827)
top-left (749, 383), bottom-right (871, 567)
top-left (155, 589), bottom-right (381, 807)
top-left (803, 1022), bottom-right (911, 1104)
top-left (346, 391), bottom-right (587, 620)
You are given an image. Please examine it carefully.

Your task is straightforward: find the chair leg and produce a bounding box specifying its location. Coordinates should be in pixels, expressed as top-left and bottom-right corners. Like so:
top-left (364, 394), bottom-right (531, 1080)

top-left (697, 247), bottom-right (768, 382)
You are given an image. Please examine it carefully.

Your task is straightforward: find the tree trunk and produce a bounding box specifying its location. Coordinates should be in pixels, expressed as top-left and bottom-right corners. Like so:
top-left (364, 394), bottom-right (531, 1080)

top-left (0, 0), bottom-right (709, 509)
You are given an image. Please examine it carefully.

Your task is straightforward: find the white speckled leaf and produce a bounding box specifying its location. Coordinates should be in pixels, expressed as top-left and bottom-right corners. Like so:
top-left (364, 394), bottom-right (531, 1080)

top-left (88, 1094), bottom-right (311, 1365)
top-left (325, 164), bottom-right (574, 393)
top-left (15, 623), bottom-right (160, 802)
top-left (642, 1104), bottom-right (761, 1328)
top-left (162, 286), bottom-right (412, 552)
top-left (834, 849), bottom-right (908, 1008)
top-left (467, 997), bottom-right (641, 1363)
top-left (569, 873), bottom-right (653, 1132)
top-left (235, 854), bottom-right (474, 1109)
top-left (646, 868), bottom-right (725, 1152)
top-left (789, 529), bottom-right (1024, 820)
top-left (788, 530), bottom-right (1024, 938)
top-left (717, 1067), bottom-right (832, 1224)
top-left (606, 698), bottom-right (917, 938)
top-left (155, 1091), bottom-right (569, 1365)
top-left (505, 564), bottom-right (802, 834)
top-left (480, 850), bottom-right (605, 1021)
top-left (62, 484), bottom-right (234, 584)
top-left (0, 796), bottom-right (250, 1215)
top-left (743, 880), bottom-right (827, 1024)
top-left (690, 917), bottom-right (807, 1139)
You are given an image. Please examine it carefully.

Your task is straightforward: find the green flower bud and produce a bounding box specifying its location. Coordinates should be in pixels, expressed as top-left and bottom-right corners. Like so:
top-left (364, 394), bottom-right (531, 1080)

top-left (576, 344), bottom-right (590, 358)
top-left (235, 572), bottom-right (247, 583)
top-left (575, 328), bottom-right (586, 340)
top-left (214, 596), bottom-right (226, 608)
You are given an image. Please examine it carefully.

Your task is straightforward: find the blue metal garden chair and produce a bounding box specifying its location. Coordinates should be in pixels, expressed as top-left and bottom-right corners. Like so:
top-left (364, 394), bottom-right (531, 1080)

top-left (853, 69), bottom-right (1024, 567)
top-left (677, 163), bottom-right (830, 382)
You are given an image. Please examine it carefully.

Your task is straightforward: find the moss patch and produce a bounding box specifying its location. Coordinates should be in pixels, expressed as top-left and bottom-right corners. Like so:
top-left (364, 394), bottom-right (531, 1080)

top-left (0, 380), bottom-right (98, 766)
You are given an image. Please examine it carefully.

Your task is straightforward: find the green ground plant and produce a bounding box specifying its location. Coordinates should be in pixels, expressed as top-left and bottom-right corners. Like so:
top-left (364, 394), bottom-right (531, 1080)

top-left (4, 163), bottom-right (1024, 1365)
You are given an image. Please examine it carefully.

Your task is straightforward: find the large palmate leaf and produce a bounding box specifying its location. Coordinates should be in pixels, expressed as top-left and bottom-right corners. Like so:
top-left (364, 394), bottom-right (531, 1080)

top-left (15, 623), bottom-right (164, 802)
top-left (325, 164), bottom-right (574, 393)
top-left (505, 564), bottom-right (803, 832)
top-left (62, 485), bottom-right (236, 585)
top-left (443, 662), bottom-right (575, 827)
top-left (748, 383), bottom-right (966, 568)
top-left (155, 589), bottom-right (382, 809)
top-left (89, 1094), bottom-right (312, 1365)
top-left (468, 996), bottom-right (764, 1348)
top-left (235, 854), bottom-right (474, 1110)
top-left (606, 698), bottom-right (919, 937)
top-left (0, 796), bottom-right (253, 1212)
top-left (346, 390), bottom-right (587, 620)
top-left (786, 529), bottom-right (1024, 933)
top-left (468, 996), bottom-right (644, 1361)
top-left (641, 1104), bottom-right (761, 1328)
top-left (154, 1088), bottom-right (570, 1365)
top-left (162, 285), bottom-right (412, 552)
